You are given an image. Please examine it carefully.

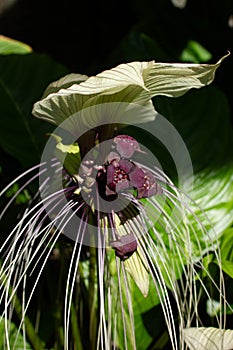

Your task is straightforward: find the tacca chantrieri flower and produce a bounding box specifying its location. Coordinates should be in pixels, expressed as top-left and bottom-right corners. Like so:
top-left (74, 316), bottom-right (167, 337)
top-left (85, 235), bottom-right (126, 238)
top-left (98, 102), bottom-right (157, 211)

top-left (0, 55), bottom-right (229, 350)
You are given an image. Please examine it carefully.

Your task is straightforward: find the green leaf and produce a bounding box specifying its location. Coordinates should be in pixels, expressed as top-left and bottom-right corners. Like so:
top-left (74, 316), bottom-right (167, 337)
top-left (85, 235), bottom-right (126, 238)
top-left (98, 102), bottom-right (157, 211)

top-left (154, 86), bottom-right (233, 240)
top-left (220, 260), bottom-right (233, 279)
top-left (180, 40), bottom-right (212, 63)
top-left (0, 320), bottom-right (32, 350)
top-left (183, 327), bottom-right (233, 350)
top-left (212, 228), bottom-right (233, 278)
top-left (0, 53), bottom-right (68, 167)
top-left (0, 35), bottom-right (32, 55)
top-left (219, 228), bottom-right (233, 261)
top-left (50, 134), bottom-right (81, 175)
top-left (5, 182), bottom-right (31, 204)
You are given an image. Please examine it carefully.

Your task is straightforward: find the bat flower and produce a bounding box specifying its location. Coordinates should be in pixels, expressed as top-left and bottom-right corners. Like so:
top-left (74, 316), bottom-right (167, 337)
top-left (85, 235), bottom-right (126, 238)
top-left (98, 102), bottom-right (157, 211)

top-left (0, 55), bottom-right (229, 350)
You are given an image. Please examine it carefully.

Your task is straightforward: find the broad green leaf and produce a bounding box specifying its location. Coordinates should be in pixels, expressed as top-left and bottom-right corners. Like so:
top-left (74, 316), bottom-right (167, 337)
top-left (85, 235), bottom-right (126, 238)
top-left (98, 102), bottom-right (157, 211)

top-left (214, 228), bottom-right (233, 279)
top-left (154, 86), bottom-right (233, 240)
top-left (32, 54), bottom-right (228, 127)
top-left (183, 327), bottom-right (233, 350)
top-left (0, 53), bottom-right (68, 167)
top-left (0, 35), bottom-right (32, 55)
top-left (219, 228), bottom-right (233, 261)
top-left (220, 260), bottom-right (233, 279)
top-left (0, 320), bottom-right (32, 350)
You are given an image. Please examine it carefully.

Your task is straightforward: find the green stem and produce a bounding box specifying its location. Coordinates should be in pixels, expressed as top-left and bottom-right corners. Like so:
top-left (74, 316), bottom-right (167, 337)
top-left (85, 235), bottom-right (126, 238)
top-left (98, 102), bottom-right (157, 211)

top-left (150, 330), bottom-right (169, 350)
top-left (71, 303), bottom-right (83, 350)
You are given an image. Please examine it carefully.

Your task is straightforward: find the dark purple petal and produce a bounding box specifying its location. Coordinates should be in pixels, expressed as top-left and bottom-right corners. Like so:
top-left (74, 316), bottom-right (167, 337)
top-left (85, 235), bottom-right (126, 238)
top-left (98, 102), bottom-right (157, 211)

top-left (119, 159), bottom-right (134, 173)
top-left (106, 164), bottom-right (115, 187)
top-left (115, 179), bottom-right (130, 192)
top-left (106, 164), bottom-right (130, 193)
top-left (114, 135), bottom-right (140, 158)
top-left (111, 233), bottom-right (137, 260)
top-left (129, 167), bottom-right (145, 188)
top-left (136, 171), bottom-right (163, 198)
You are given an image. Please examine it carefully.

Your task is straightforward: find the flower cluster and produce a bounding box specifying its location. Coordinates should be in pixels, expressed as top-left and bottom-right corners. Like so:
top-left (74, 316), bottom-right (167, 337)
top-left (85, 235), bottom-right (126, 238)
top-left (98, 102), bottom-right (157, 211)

top-left (96, 135), bottom-right (163, 200)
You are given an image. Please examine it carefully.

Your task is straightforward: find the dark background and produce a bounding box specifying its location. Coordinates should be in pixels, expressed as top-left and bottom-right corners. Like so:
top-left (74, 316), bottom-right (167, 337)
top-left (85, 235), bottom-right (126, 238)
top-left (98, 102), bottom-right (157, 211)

top-left (0, 0), bottom-right (232, 118)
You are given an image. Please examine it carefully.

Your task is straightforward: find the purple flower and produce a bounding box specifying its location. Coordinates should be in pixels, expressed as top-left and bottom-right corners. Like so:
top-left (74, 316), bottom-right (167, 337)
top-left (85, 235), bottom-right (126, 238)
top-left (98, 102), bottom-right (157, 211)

top-left (113, 135), bottom-right (141, 158)
top-left (97, 136), bottom-right (163, 200)
top-left (110, 233), bottom-right (138, 260)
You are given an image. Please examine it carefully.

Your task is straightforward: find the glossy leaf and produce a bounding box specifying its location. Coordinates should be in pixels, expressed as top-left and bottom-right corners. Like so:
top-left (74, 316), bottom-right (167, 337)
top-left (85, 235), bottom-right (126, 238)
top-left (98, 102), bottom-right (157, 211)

top-left (154, 86), bottom-right (233, 241)
top-left (0, 53), bottom-right (68, 167)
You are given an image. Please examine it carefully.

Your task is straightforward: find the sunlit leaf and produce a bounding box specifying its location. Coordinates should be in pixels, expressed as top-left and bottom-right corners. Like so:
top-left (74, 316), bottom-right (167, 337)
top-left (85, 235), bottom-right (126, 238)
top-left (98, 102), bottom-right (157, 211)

top-left (50, 133), bottom-right (81, 175)
top-left (154, 86), bottom-right (233, 242)
top-left (219, 228), bottom-right (233, 261)
top-left (0, 35), bottom-right (32, 55)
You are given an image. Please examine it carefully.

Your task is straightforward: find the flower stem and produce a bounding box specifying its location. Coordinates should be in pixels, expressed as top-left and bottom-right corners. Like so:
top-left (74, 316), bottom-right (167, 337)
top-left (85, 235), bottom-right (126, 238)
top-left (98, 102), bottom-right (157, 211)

top-left (71, 302), bottom-right (83, 350)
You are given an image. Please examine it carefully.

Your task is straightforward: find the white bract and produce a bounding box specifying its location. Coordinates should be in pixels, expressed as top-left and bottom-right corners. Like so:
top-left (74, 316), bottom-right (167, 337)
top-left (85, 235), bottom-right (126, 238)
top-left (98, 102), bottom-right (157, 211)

top-left (183, 327), bottom-right (233, 350)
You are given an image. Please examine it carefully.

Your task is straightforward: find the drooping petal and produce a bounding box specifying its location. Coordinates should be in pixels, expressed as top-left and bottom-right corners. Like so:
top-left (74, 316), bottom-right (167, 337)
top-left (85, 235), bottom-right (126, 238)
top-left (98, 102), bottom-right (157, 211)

top-left (123, 247), bottom-right (149, 297)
